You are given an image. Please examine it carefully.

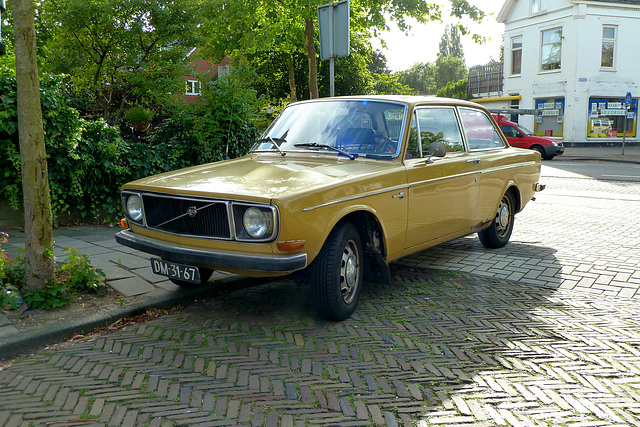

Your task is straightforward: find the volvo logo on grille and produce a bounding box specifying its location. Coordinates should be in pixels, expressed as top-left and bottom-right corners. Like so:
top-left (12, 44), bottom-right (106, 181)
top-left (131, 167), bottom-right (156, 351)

top-left (186, 206), bottom-right (198, 217)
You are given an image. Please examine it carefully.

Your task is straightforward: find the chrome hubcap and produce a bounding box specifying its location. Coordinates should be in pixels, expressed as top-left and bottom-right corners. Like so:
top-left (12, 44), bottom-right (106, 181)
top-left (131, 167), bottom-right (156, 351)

top-left (340, 240), bottom-right (360, 304)
top-left (495, 197), bottom-right (511, 237)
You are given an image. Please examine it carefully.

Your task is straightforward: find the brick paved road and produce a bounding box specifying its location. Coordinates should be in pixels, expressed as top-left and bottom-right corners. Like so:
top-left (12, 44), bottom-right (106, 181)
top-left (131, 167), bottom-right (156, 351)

top-left (1, 169), bottom-right (640, 426)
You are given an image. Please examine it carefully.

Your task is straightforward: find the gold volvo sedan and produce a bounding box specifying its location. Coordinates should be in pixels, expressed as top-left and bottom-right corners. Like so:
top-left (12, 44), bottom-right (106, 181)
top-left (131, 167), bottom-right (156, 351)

top-left (116, 96), bottom-right (544, 321)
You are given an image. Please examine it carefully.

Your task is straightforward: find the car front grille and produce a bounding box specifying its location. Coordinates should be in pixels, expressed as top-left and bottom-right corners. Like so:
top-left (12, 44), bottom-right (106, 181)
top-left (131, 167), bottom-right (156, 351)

top-left (142, 194), bottom-right (231, 239)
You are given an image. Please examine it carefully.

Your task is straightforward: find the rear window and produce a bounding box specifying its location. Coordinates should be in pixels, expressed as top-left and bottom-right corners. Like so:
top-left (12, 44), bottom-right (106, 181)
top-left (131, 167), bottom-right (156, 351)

top-left (459, 108), bottom-right (506, 151)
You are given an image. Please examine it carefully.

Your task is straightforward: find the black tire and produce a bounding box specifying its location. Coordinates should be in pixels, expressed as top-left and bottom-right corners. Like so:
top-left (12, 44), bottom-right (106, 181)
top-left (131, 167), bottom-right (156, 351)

top-left (542, 154), bottom-right (554, 160)
top-left (170, 267), bottom-right (213, 288)
top-left (478, 191), bottom-right (516, 249)
top-left (311, 223), bottom-right (363, 321)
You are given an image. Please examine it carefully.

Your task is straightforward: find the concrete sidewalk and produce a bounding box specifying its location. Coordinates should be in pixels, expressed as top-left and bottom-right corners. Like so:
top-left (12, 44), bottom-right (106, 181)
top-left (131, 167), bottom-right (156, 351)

top-left (562, 144), bottom-right (640, 163)
top-left (0, 145), bottom-right (639, 360)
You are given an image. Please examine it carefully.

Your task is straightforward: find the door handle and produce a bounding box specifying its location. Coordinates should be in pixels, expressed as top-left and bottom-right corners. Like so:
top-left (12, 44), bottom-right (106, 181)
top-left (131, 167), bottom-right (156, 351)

top-left (392, 192), bottom-right (405, 199)
top-left (466, 159), bottom-right (480, 164)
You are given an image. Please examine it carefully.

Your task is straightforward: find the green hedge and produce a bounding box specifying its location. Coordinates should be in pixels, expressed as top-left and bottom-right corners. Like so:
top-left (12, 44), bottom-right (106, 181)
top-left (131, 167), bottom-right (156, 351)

top-left (0, 69), bottom-right (260, 224)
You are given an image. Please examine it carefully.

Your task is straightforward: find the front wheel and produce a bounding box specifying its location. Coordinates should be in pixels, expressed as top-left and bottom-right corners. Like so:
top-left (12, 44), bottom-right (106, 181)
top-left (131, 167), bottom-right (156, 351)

top-left (531, 145), bottom-right (545, 159)
top-left (311, 223), bottom-right (363, 321)
top-left (478, 191), bottom-right (516, 249)
top-left (170, 267), bottom-right (214, 288)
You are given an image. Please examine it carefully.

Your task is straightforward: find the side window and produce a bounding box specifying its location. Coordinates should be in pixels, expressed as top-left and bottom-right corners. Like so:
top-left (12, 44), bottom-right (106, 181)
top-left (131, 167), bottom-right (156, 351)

top-left (406, 111), bottom-right (421, 158)
top-left (500, 125), bottom-right (519, 138)
top-left (459, 108), bottom-right (506, 151)
top-left (405, 107), bottom-right (464, 159)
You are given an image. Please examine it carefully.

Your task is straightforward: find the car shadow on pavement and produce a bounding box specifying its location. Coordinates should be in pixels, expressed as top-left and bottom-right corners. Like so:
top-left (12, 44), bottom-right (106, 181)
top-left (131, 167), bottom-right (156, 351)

top-left (118, 253), bottom-right (637, 425)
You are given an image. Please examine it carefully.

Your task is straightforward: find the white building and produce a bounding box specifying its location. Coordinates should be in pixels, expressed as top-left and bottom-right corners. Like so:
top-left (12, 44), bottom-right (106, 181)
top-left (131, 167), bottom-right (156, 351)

top-left (482, 0), bottom-right (640, 145)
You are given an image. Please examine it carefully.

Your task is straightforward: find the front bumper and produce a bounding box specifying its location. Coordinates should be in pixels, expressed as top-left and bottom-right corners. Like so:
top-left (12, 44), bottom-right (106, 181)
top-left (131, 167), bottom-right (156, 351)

top-left (543, 145), bottom-right (564, 157)
top-left (115, 229), bottom-right (308, 273)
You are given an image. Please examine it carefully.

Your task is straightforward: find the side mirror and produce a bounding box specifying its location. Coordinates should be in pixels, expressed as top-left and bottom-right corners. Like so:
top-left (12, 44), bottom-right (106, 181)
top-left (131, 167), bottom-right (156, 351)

top-left (428, 141), bottom-right (447, 157)
top-left (425, 141), bottom-right (447, 163)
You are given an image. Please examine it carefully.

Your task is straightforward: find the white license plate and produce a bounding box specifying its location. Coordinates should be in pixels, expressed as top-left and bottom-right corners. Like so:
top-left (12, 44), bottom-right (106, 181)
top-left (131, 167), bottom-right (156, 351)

top-left (151, 258), bottom-right (200, 283)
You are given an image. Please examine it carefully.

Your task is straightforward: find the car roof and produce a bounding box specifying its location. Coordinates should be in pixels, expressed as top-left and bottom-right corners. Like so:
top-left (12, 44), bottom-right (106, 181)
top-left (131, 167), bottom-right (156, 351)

top-left (291, 95), bottom-right (489, 111)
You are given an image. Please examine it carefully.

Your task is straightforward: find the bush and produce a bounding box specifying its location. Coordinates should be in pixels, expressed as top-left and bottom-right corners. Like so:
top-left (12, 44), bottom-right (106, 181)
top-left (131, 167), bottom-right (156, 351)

top-left (150, 74), bottom-right (260, 166)
top-left (124, 105), bottom-right (154, 124)
top-left (0, 65), bottom-right (262, 224)
top-left (0, 232), bottom-right (104, 310)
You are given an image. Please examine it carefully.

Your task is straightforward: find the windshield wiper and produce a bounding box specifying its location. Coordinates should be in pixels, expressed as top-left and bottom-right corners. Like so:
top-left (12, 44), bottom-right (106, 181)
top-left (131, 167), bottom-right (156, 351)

top-left (293, 143), bottom-right (357, 160)
top-left (255, 136), bottom-right (286, 156)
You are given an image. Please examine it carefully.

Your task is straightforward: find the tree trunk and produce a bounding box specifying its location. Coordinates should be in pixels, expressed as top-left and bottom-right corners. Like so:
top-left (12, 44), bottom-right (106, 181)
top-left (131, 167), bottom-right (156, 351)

top-left (287, 56), bottom-right (297, 102)
top-left (304, 18), bottom-right (319, 99)
top-left (13, 0), bottom-right (55, 293)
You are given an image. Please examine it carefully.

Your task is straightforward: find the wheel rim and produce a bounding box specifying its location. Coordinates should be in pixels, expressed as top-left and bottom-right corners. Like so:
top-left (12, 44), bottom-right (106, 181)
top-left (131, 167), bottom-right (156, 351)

top-left (495, 196), bottom-right (512, 238)
top-left (340, 239), bottom-right (360, 304)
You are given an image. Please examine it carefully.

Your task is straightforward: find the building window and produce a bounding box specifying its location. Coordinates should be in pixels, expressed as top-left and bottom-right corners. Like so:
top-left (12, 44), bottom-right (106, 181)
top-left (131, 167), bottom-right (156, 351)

top-left (541, 28), bottom-right (562, 71)
top-left (511, 37), bottom-right (523, 75)
top-left (601, 26), bottom-right (616, 68)
top-left (531, 0), bottom-right (547, 14)
top-left (587, 97), bottom-right (637, 138)
top-left (185, 80), bottom-right (201, 96)
top-left (534, 98), bottom-right (564, 137)
top-left (218, 66), bottom-right (231, 78)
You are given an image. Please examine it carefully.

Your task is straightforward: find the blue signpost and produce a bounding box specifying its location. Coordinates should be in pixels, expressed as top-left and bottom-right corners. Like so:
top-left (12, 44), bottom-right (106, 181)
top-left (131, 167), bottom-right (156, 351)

top-left (623, 92), bottom-right (632, 155)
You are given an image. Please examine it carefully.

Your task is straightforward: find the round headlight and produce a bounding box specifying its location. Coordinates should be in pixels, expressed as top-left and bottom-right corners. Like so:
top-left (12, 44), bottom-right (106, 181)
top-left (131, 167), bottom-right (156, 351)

top-left (243, 207), bottom-right (268, 238)
top-left (126, 194), bottom-right (143, 222)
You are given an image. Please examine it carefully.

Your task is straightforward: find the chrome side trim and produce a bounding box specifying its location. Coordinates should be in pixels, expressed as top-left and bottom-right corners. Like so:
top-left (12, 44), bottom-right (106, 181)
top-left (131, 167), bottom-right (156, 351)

top-left (479, 161), bottom-right (538, 174)
top-left (302, 184), bottom-right (409, 212)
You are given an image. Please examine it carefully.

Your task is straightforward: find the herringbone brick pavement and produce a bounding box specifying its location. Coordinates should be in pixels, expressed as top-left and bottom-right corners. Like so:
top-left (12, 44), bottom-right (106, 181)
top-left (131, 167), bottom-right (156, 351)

top-left (2, 267), bottom-right (640, 426)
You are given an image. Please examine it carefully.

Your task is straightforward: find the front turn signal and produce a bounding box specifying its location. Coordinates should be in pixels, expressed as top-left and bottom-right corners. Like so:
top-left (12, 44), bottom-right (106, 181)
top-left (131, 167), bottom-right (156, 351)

top-left (277, 240), bottom-right (305, 253)
top-left (119, 218), bottom-right (129, 228)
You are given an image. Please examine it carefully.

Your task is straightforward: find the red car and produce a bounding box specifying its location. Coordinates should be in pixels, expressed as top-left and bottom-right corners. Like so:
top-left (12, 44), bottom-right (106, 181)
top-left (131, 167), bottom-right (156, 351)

top-left (493, 114), bottom-right (564, 160)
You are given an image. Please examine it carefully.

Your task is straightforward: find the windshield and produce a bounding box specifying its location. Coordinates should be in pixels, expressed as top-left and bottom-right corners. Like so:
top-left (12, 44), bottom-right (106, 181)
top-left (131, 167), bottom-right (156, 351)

top-left (516, 124), bottom-right (534, 136)
top-left (252, 100), bottom-right (408, 158)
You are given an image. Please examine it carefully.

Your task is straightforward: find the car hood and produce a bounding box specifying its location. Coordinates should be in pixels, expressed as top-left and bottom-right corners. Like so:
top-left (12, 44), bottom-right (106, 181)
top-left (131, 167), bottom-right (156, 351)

top-left (124, 153), bottom-right (397, 201)
top-left (524, 135), bottom-right (558, 145)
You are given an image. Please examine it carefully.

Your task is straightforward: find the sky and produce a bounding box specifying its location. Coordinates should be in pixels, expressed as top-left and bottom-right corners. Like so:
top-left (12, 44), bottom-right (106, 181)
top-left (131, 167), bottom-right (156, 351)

top-left (374, 0), bottom-right (506, 72)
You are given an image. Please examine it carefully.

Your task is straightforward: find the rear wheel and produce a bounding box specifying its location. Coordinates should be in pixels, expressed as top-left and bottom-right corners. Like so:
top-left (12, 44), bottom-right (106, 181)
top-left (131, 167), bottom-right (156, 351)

top-left (169, 267), bottom-right (213, 288)
top-left (311, 223), bottom-right (363, 321)
top-left (478, 191), bottom-right (515, 249)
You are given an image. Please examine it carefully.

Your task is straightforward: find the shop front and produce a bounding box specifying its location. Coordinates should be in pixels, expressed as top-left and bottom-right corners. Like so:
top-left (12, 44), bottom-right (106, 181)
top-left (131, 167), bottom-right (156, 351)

top-left (534, 98), bottom-right (564, 137)
top-left (587, 97), bottom-right (637, 139)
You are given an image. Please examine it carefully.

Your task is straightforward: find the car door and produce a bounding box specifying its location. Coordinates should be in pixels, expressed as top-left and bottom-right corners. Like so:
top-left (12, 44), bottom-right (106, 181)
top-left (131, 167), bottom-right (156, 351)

top-left (459, 107), bottom-right (511, 225)
top-left (403, 107), bottom-right (480, 252)
top-left (500, 125), bottom-right (525, 148)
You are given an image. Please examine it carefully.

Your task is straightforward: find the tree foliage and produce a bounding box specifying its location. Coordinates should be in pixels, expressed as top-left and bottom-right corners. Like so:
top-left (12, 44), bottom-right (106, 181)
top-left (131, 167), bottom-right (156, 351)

top-left (439, 24), bottom-right (465, 60)
top-left (200, 0), bottom-right (485, 101)
top-left (43, 0), bottom-right (201, 124)
top-left (437, 78), bottom-right (468, 100)
top-left (434, 55), bottom-right (467, 91)
top-left (396, 62), bottom-right (436, 95)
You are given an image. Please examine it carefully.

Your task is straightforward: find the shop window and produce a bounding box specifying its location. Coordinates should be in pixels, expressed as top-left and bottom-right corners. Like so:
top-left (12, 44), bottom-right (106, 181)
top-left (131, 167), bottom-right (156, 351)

top-left (534, 98), bottom-right (564, 137)
top-left (541, 28), bottom-right (562, 71)
top-left (601, 26), bottom-right (616, 69)
top-left (587, 97), bottom-right (637, 138)
top-left (511, 37), bottom-right (523, 75)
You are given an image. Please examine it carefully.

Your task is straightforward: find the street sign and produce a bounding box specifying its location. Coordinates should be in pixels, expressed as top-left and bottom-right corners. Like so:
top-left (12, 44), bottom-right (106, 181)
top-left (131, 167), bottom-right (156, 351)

top-left (317, 0), bottom-right (350, 61)
top-left (626, 92), bottom-right (632, 107)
